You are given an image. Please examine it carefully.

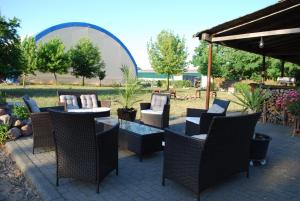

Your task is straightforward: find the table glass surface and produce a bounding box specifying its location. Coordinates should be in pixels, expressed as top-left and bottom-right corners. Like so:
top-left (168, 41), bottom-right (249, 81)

top-left (95, 117), bottom-right (164, 135)
top-left (68, 107), bottom-right (110, 113)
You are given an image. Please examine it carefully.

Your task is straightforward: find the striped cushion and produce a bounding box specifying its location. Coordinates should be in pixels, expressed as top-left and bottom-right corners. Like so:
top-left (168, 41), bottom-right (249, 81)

top-left (80, 94), bottom-right (98, 109)
top-left (150, 95), bottom-right (167, 111)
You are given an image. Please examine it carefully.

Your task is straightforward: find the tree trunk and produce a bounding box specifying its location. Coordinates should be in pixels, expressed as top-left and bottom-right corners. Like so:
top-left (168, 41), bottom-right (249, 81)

top-left (82, 77), bottom-right (85, 86)
top-left (22, 73), bottom-right (26, 88)
top-left (167, 74), bottom-right (170, 91)
top-left (54, 73), bottom-right (58, 85)
top-left (99, 80), bottom-right (101, 87)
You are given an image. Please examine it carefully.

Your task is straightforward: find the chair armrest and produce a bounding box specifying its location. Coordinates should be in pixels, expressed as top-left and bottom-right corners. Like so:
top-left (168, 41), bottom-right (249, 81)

top-left (187, 108), bottom-right (208, 117)
top-left (96, 124), bottom-right (119, 165)
top-left (30, 112), bottom-right (53, 132)
top-left (100, 100), bottom-right (111, 108)
top-left (140, 103), bottom-right (151, 110)
top-left (163, 128), bottom-right (204, 181)
top-left (40, 106), bottom-right (65, 112)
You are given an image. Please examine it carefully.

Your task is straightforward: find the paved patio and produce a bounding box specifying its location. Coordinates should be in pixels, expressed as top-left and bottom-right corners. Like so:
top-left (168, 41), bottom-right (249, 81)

top-left (5, 118), bottom-right (300, 201)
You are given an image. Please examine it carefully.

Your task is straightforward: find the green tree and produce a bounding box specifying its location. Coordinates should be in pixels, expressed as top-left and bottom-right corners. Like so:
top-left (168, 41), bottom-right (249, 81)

top-left (147, 30), bottom-right (188, 90)
top-left (192, 41), bottom-right (223, 78)
top-left (37, 38), bottom-right (70, 85)
top-left (96, 61), bottom-right (106, 87)
top-left (222, 48), bottom-right (262, 80)
top-left (0, 15), bottom-right (22, 80)
top-left (20, 36), bottom-right (37, 87)
top-left (69, 38), bottom-right (104, 86)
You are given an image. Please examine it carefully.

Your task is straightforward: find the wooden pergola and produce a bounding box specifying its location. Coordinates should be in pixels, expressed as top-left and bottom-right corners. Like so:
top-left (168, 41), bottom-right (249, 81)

top-left (194, 0), bottom-right (300, 109)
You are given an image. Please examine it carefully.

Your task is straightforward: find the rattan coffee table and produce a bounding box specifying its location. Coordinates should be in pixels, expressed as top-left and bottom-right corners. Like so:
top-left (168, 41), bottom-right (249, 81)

top-left (95, 117), bottom-right (164, 161)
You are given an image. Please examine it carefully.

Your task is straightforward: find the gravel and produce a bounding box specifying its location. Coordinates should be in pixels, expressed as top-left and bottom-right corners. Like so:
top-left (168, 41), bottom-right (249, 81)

top-left (0, 146), bottom-right (42, 201)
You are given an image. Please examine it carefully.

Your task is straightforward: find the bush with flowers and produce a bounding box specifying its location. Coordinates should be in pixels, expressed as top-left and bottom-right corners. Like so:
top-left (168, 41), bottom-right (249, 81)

top-left (276, 90), bottom-right (300, 116)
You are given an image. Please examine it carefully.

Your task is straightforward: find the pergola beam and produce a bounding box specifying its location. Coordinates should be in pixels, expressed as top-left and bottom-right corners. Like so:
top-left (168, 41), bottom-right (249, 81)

top-left (215, 3), bottom-right (300, 36)
top-left (210, 27), bottom-right (300, 42)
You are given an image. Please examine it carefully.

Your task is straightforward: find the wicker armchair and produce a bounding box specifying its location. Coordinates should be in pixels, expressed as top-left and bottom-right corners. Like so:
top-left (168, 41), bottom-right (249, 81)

top-left (162, 113), bottom-right (261, 201)
top-left (140, 93), bottom-right (170, 128)
top-left (49, 110), bottom-right (119, 193)
top-left (22, 96), bottom-right (64, 154)
top-left (186, 99), bottom-right (230, 136)
top-left (57, 90), bottom-right (111, 109)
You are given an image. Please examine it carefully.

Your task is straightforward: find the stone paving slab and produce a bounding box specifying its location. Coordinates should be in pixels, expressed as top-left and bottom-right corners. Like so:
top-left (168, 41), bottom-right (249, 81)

top-left (5, 119), bottom-right (300, 201)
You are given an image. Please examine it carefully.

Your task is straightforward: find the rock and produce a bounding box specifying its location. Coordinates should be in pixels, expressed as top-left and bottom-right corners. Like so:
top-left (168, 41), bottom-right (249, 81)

top-left (0, 114), bottom-right (12, 126)
top-left (13, 120), bottom-right (23, 128)
top-left (21, 125), bottom-right (32, 136)
top-left (0, 108), bottom-right (6, 116)
top-left (7, 128), bottom-right (22, 140)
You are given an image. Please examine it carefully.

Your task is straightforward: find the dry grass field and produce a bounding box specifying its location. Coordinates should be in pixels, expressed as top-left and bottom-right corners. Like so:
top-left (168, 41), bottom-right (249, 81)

top-left (1, 84), bottom-right (243, 119)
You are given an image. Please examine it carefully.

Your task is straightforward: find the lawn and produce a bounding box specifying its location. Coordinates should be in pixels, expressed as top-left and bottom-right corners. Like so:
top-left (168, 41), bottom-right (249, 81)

top-left (1, 84), bottom-right (243, 118)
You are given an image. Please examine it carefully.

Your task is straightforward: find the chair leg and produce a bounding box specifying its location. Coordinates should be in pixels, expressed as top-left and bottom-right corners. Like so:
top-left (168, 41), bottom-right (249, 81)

top-left (56, 177), bottom-right (59, 186)
top-left (197, 193), bottom-right (200, 201)
top-left (116, 166), bottom-right (119, 176)
top-left (162, 176), bottom-right (165, 186)
top-left (97, 181), bottom-right (100, 193)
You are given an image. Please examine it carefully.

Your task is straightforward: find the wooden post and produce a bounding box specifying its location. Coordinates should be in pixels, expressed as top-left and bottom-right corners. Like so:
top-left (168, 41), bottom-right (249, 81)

top-left (281, 60), bottom-right (285, 77)
top-left (205, 43), bottom-right (213, 109)
top-left (262, 55), bottom-right (266, 83)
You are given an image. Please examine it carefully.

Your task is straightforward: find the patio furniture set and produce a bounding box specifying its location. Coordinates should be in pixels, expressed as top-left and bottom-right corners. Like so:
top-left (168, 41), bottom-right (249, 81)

top-left (22, 91), bottom-right (262, 201)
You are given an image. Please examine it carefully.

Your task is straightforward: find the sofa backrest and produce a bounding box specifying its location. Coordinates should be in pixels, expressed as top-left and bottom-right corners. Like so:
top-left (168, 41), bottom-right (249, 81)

top-left (57, 91), bottom-right (100, 109)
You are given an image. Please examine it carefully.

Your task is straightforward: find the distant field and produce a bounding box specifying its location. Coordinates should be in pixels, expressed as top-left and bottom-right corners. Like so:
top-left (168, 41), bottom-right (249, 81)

top-left (0, 84), bottom-right (243, 118)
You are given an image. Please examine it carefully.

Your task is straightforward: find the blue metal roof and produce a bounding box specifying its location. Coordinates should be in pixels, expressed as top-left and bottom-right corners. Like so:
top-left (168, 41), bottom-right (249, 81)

top-left (35, 22), bottom-right (138, 75)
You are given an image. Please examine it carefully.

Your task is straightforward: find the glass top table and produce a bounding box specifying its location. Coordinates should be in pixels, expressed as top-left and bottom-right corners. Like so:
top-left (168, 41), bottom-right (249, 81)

top-left (95, 117), bottom-right (164, 135)
top-left (95, 117), bottom-right (164, 161)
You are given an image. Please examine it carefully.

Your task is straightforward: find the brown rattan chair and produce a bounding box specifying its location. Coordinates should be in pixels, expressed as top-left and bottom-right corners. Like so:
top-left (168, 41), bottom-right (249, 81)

top-left (57, 90), bottom-right (111, 109)
top-left (22, 95), bottom-right (64, 154)
top-left (185, 99), bottom-right (230, 136)
top-left (140, 93), bottom-right (170, 128)
top-left (162, 112), bottom-right (261, 201)
top-left (49, 110), bottom-right (119, 193)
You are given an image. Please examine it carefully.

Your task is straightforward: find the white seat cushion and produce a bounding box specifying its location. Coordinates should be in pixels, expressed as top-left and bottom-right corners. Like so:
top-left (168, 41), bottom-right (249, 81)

top-left (186, 117), bottom-right (201, 125)
top-left (150, 94), bottom-right (167, 111)
top-left (59, 95), bottom-right (79, 109)
top-left (191, 134), bottom-right (207, 140)
top-left (207, 104), bottom-right (225, 114)
top-left (26, 99), bottom-right (40, 113)
top-left (80, 94), bottom-right (98, 109)
top-left (141, 109), bottom-right (163, 115)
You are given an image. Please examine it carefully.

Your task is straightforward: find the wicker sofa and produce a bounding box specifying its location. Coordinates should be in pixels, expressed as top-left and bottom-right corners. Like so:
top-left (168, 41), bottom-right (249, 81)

top-left (57, 90), bottom-right (111, 110)
top-left (49, 110), bottom-right (119, 193)
top-left (140, 93), bottom-right (170, 128)
top-left (185, 99), bottom-right (230, 136)
top-left (162, 113), bottom-right (261, 201)
top-left (22, 95), bottom-right (64, 154)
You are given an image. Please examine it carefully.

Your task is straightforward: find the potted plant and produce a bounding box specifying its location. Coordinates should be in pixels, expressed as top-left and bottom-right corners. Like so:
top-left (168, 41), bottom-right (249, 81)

top-left (232, 83), bottom-right (270, 113)
top-left (117, 65), bottom-right (141, 121)
top-left (232, 83), bottom-right (272, 165)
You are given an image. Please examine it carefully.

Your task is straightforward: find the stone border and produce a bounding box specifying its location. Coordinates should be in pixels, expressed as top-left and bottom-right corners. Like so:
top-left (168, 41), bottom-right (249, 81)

top-left (5, 141), bottom-right (62, 201)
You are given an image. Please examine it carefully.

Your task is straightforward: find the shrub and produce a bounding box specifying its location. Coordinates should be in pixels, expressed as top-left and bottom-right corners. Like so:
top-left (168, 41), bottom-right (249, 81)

top-left (0, 91), bottom-right (6, 104)
top-left (173, 80), bottom-right (192, 88)
top-left (157, 80), bottom-right (162, 87)
top-left (12, 106), bottom-right (30, 120)
top-left (0, 124), bottom-right (9, 144)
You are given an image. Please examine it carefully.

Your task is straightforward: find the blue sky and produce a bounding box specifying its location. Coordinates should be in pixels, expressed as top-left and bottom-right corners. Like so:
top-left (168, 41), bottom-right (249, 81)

top-left (1, 0), bottom-right (276, 69)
